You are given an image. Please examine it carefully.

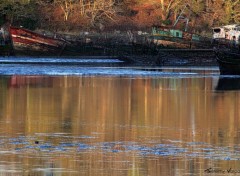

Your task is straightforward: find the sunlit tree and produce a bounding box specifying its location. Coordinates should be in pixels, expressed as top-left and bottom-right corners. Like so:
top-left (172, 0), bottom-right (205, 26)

top-left (53, 0), bottom-right (76, 21)
top-left (223, 0), bottom-right (240, 23)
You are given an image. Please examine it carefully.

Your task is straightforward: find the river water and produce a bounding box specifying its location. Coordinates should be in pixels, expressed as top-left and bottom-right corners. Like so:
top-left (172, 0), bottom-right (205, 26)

top-left (0, 57), bottom-right (240, 175)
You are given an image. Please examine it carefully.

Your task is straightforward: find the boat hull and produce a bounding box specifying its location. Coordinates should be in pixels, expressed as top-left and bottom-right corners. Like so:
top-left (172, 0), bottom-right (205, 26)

top-left (9, 26), bottom-right (66, 56)
top-left (215, 49), bottom-right (240, 75)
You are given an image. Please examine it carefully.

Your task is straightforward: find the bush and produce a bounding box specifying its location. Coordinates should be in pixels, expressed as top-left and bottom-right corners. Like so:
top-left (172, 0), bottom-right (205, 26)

top-left (162, 19), bottom-right (172, 26)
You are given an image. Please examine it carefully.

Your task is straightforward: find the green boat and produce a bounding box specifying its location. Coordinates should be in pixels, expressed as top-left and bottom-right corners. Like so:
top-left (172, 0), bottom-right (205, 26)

top-left (151, 26), bottom-right (212, 49)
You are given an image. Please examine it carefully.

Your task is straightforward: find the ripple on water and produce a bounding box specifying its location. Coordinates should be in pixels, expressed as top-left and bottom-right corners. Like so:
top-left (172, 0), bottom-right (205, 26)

top-left (0, 135), bottom-right (240, 160)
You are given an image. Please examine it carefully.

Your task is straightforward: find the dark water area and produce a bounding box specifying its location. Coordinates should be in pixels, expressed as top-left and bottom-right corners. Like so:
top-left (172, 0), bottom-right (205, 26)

top-left (1, 57), bottom-right (240, 175)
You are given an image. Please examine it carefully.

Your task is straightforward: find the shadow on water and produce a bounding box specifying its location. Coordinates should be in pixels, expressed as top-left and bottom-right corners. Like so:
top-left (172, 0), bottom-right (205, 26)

top-left (215, 77), bottom-right (240, 91)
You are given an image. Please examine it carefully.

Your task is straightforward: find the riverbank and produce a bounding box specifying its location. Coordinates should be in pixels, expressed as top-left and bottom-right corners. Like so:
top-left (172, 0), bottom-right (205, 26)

top-left (0, 26), bottom-right (218, 66)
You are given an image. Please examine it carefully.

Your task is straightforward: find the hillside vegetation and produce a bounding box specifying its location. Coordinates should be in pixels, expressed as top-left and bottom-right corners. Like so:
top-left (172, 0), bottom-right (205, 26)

top-left (0, 0), bottom-right (239, 34)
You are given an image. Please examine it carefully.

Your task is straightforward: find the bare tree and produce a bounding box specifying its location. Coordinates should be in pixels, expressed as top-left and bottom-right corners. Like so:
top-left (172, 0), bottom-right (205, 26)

top-left (84, 0), bottom-right (123, 27)
top-left (54, 0), bottom-right (76, 21)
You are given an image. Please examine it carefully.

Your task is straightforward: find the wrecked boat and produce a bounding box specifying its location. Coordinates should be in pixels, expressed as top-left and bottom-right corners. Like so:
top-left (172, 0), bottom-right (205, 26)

top-left (214, 48), bottom-right (240, 75)
top-left (9, 26), bottom-right (66, 56)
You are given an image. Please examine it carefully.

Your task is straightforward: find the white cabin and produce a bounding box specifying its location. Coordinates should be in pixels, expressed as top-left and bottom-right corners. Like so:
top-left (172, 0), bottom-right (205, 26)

top-left (213, 24), bottom-right (240, 44)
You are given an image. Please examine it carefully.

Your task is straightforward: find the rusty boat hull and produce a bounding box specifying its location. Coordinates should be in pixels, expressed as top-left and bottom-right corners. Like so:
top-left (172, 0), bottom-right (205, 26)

top-left (9, 26), bottom-right (66, 56)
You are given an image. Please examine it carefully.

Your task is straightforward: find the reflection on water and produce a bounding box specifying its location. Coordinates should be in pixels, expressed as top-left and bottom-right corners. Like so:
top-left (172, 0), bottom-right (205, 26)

top-left (1, 71), bottom-right (240, 175)
top-left (0, 56), bottom-right (219, 76)
top-left (215, 77), bottom-right (240, 91)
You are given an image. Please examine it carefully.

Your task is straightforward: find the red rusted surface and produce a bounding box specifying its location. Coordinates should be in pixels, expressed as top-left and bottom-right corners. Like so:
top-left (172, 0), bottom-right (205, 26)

top-left (9, 26), bottom-right (66, 56)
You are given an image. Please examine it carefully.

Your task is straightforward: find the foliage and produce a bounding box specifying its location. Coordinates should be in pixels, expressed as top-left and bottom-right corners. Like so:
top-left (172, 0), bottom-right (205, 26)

top-left (0, 0), bottom-right (39, 29)
top-left (162, 19), bottom-right (172, 26)
top-left (0, 0), bottom-right (239, 32)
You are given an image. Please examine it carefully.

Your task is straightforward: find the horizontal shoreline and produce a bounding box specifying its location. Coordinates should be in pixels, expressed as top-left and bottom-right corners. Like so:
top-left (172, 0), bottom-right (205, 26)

top-left (0, 56), bottom-right (218, 67)
top-left (2, 55), bottom-right (119, 59)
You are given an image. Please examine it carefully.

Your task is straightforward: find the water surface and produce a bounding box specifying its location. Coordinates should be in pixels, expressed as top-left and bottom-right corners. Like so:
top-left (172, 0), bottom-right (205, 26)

top-left (0, 57), bottom-right (239, 175)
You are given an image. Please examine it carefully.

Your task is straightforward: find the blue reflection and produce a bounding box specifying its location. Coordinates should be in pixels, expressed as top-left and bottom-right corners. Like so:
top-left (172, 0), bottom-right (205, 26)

top-left (0, 57), bottom-right (219, 77)
top-left (2, 135), bottom-right (240, 161)
top-left (0, 57), bottom-right (123, 63)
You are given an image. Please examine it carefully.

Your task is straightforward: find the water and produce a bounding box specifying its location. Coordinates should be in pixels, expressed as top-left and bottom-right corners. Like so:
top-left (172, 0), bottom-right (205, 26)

top-left (0, 57), bottom-right (239, 175)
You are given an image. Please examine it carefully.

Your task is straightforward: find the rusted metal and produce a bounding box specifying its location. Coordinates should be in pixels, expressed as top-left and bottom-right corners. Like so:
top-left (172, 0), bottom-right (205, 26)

top-left (9, 26), bottom-right (66, 56)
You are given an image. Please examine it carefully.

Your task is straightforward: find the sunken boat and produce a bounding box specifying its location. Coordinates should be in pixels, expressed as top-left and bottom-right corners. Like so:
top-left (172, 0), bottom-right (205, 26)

top-left (9, 26), bottom-right (66, 56)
